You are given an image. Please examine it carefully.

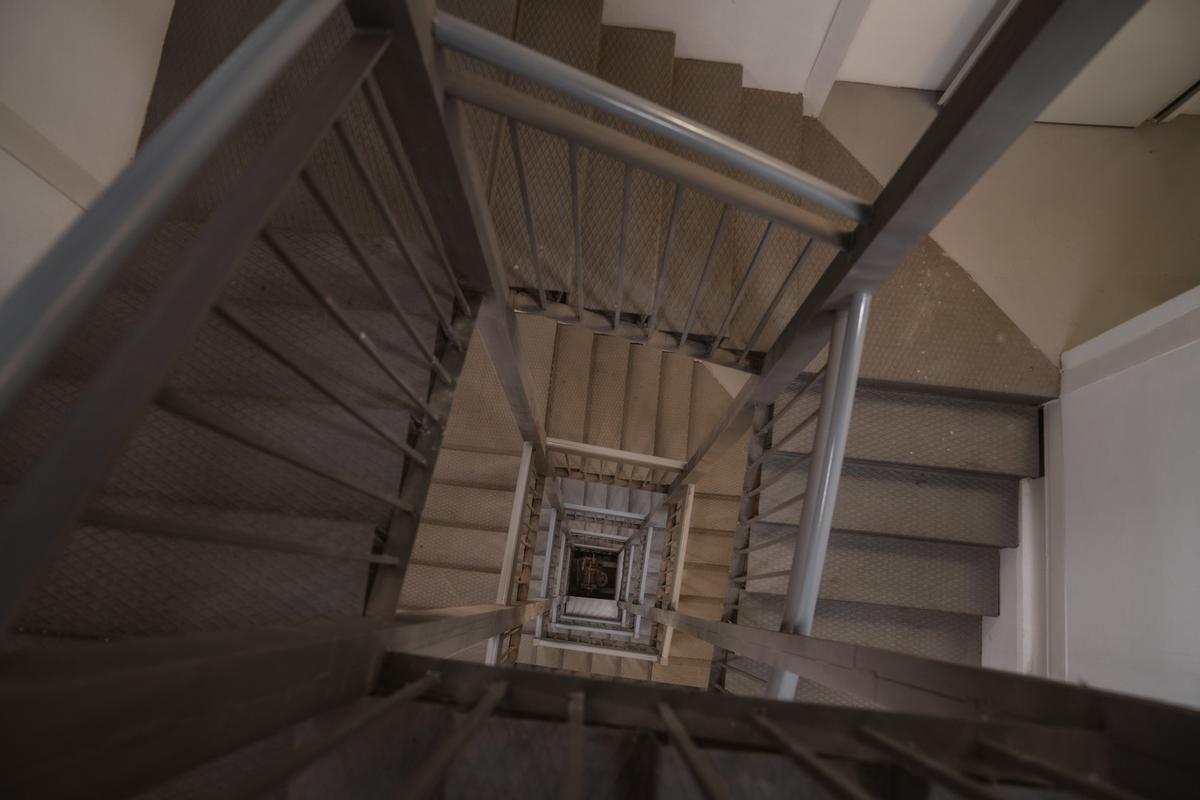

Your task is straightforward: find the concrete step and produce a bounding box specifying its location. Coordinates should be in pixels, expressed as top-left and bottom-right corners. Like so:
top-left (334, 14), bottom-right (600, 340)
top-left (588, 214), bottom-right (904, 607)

top-left (17, 493), bottom-right (372, 638)
top-left (745, 530), bottom-right (999, 617)
top-left (771, 383), bottom-right (1042, 477)
top-left (758, 456), bottom-right (1019, 548)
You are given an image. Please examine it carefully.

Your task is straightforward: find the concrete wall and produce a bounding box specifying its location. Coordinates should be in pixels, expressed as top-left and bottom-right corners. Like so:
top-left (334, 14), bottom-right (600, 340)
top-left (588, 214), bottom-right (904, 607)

top-left (1041, 287), bottom-right (1200, 709)
top-left (820, 81), bottom-right (1200, 360)
top-left (0, 0), bottom-right (174, 297)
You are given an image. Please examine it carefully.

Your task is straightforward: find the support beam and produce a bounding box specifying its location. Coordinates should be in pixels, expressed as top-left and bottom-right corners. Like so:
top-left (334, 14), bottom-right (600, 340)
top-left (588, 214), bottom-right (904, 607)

top-left (803, 0), bottom-right (873, 117)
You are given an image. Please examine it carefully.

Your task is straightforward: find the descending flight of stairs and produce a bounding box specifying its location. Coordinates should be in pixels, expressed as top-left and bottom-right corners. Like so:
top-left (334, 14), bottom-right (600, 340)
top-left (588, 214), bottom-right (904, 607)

top-left (7, 0), bottom-right (1059, 701)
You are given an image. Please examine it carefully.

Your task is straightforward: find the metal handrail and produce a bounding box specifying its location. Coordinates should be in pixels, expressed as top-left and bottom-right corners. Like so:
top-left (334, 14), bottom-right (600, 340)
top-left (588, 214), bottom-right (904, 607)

top-left (433, 11), bottom-right (870, 223)
top-left (0, 0), bottom-right (343, 417)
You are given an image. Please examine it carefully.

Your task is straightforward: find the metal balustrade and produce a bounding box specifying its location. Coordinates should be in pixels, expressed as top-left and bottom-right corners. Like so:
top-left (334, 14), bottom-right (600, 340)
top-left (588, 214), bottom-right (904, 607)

top-left (4, 1), bottom-right (1197, 798)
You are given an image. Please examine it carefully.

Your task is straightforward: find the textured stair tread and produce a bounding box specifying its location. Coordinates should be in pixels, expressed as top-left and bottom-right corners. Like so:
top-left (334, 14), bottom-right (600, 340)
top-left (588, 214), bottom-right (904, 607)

top-left (491, 0), bottom-right (603, 294)
top-left (621, 344), bottom-right (662, 455)
top-left (585, 334), bottom-right (630, 449)
top-left (547, 324), bottom-right (594, 440)
top-left (432, 448), bottom-right (523, 491)
top-left (760, 457), bottom-right (1018, 547)
top-left (683, 529), bottom-right (735, 566)
top-left (453, 641), bottom-right (489, 665)
top-left (726, 88), bottom-right (808, 349)
top-left (723, 656), bottom-right (874, 707)
top-left (516, 313), bottom-right (559, 429)
top-left (47, 287), bottom-right (434, 410)
top-left (0, 380), bottom-right (406, 522)
top-left (19, 494), bottom-right (371, 638)
top-left (581, 26), bottom-right (676, 315)
top-left (795, 118), bottom-right (1058, 397)
top-left (652, 656), bottom-right (710, 688)
top-left (738, 595), bottom-right (981, 666)
top-left (422, 482), bottom-right (514, 531)
top-left (410, 523), bottom-right (508, 571)
top-left (654, 351), bottom-right (694, 460)
top-left (398, 562), bottom-right (499, 610)
top-left (444, 325), bottom-right (524, 454)
top-left (690, 494), bottom-right (739, 531)
top-left (772, 384), bottom-right (1041, 477)
top-left (746, 530), bottom-right (999, 616)
top-left (657, 59), bottom-right (743, 336)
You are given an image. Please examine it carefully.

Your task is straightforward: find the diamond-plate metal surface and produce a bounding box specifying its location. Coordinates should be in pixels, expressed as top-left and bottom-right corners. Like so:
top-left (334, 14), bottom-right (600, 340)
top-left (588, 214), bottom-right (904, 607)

top-left (772, 384), bottom-right (1042, 476)
top-left (18, 494), bottom-right (371, 638)
top-left (433, 447), bottom-right (522, 490)
top-left (746, 529), bottom-right (999, 616)
top-left (585, 333), bottom-right (629, 449)
top-left (760, 456), bottom-right (1019, 547)
top-left (738, 593), bottom-right (981, 665)
top-left (689, 494), bottom-right (738, 531)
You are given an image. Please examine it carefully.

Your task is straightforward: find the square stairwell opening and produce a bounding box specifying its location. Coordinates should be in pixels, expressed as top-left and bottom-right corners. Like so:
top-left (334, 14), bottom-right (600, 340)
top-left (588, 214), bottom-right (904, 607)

top-left (567, 546), bottom-right (619, 599)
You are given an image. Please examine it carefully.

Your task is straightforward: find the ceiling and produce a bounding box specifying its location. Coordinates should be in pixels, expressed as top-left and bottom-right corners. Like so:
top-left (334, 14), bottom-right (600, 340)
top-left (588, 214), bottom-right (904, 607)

top-left (602, 0), bottom-right (1200, 127)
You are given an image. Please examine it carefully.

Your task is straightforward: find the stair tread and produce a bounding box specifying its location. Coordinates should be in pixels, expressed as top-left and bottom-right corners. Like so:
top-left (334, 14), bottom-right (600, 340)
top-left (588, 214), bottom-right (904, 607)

top-left (584, 334), bottom-right (629, 449)
top-left (759, 457), bottom-right (1019, 548)
top-left (737, 595), bottom-right (981, 665)
top-left (745, 529), bottom-right (999, 617)
top-left (516, 314), bottom-right (560, 430)
top-left (410, 522), bottom-right (508, 572)
top-left (398, 562), bottom-right (500, 610)
top-left (547, 324), bottom-right (594, 441)
top-left (621, 344), bottom-right (661, 459)
top-left (423, 482), bottom-right (514, 531)
top-left (772, 384), bottom-right (1041, 477)
top-left (17, 493), bottom-right (372, 638)
top-left (444, 325), bottom-right (524, 454)
top-left (432, 448), bottom-right (523, 491)
top-left (654, 351), bottom-right (694, 460)
top-left (582, 25), bottom-right (676, 316)
top-left (656, 58), bottom-right (743, 337)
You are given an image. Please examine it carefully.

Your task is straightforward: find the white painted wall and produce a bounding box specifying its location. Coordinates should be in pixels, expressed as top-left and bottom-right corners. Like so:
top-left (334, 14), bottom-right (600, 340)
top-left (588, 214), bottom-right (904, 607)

top-left (602, 0), bottom-right (838, 93)
top-left (838, 0), bottom-right (997, 91)
top-left (0, 0), bottom-right (174, 296)
top-left (819, 81), bottom-right (1200, 359)
top-left (1045, 288), bottom-right (1200, 709)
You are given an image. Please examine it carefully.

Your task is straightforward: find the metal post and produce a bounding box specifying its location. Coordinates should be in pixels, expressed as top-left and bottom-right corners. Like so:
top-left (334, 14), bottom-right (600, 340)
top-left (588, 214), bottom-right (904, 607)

top-left (766, 292), bottom-right (870, 699)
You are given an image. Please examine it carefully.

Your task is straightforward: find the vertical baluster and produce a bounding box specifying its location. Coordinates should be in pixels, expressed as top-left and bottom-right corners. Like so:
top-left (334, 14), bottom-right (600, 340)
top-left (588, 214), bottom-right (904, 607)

top-left (507, 119), bottom-right (549, 309)
top-left (614, 162), bottom-right (633, 331)
top-left (568, 141), bottom-right (584, 320)
top-left (679, 204), bottom-right (730, 347)
top-left (647, 182), bottom-right (684, 335)
top-left (709, 221), bottom-right (775, 357)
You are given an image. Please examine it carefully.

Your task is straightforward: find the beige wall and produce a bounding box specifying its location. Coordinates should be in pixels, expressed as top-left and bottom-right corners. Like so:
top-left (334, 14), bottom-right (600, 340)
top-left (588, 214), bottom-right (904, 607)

top-left (0, 0), bottom-right (174, 297)
top-left (820, 81), bottom-right (1200, 360)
